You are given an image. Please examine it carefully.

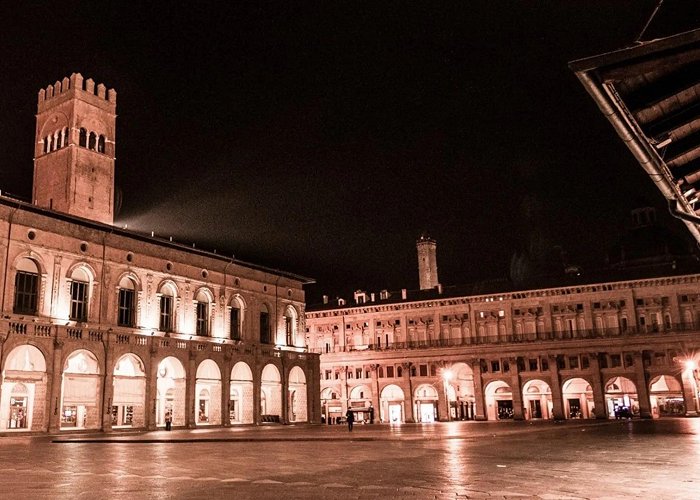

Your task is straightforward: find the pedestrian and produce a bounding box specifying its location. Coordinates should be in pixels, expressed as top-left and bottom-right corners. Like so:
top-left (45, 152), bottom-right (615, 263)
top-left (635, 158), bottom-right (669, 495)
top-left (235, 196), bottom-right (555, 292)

top-left (165, 411), bottom-right (172, 431)
top-left (346, 408), bottom-right (354, 432)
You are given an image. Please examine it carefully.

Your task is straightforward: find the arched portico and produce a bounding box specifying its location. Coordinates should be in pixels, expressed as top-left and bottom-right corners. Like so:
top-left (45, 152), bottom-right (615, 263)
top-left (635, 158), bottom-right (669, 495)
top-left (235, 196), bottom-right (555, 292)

top-left (196, 359), bottom-right (222, 425)
top-left (414, 383), bottom-right (439, 423)
top-left (649, 374), bottom-right (685, 417)
top-left (230, 361), bottom-right (254, 424)
top-left (287, 366), bottom-right (307, 422)
top-left (451, 362), bottom-right (476, 420)
top-left (321, 386), bottom-right (342, 424)
top-left (112, 353), bottom-right (146, 427)
top-left (380, 384), bottom-right (405, 424)
top-left (522, 379), bottom-right (552, 420)
top-left (0, 345), bottom-right (47, 431)
top-left (60, 349), bottom-right (101, 430)
top-left (605, 376), bottom-right (639, 419)
top-left (562, 377), bottom-right (595, 419)
top-left (156, 357), bottom-right (186, 427)
top-left (484, 380), bottom-right (513, 420)
top-left (260, 364), bottom-right (282, 421)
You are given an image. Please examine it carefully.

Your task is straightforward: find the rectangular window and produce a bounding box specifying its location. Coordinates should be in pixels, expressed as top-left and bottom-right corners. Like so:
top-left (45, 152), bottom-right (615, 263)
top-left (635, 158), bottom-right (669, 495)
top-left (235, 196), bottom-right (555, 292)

top-left (356, 368), bottom-right (362, 379)
top-left (13, 271), bottom-right (38, 314)
top-left (541, 357), bottom-right (549, 371)
top-left (387, 366), bottom-right (395, 378)
top-left (118, 288), bottom-right (135, 327)
top-left (285, 315), bottom-right (293, 345)
top-left (568, 356), bottom-right (579, 369)
top-left (529, 358), bottom-right (538, 371)
top-left (610, 354), bottom-right (622, 368)
top-left (325, 370), bottom-right (331, 380)
top-left (159, 296), bottom-right (173, 332)
top-left (491, 360), bottom-right (500, 373)
top-left (260, 311), bottom-right (271, 344)
top-left (69, 280), bottom-right (88, 321)
top-left (229, 307), bottom-right (240, 340)
top-left (581, 356), bottom-right (590, 369)
top-left (419, 364), bottom-right (428, 377)
top-left (196, 302), bottom-right (208, 336)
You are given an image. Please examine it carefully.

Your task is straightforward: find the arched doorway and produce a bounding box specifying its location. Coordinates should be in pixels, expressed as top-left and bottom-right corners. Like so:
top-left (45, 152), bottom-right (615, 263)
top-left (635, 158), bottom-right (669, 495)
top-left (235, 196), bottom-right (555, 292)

top-left (414, 384), bottom-right (439, 423)
top-left (287, 366), bottom-right (307, 422)
top-left (605, 376), bottom-right (639, 418)
top-left (649, 375), bottom-right (685, 417)
top-left (321, 386), bottom-right (341, 424)
top-left (196, 359), bottom-right (221, 425)
top-left (484, 380), bottom-right (513, 420)
top-left (261, 364), bottom-right (281, 421)
top-left (562, 377), bottom-right (595, 419)
top-left (451, 362), bottom-right (476, 420)
top-left (348, 384), bottom-right (373, 424)
top-left (230, 361), bottom-right (254, 424)
top-left (0, 345), bottom-right (47, 431)
top-left (522, 379), bottom-right (552, 420)
top-left (112, 354), bottom-right (146, 428)
top-left (61, 350), bottom-right (101, 429)
top-left (379, 384), bottom-right (405, 424)
top-left (156, 357), bottom-right (186, 428)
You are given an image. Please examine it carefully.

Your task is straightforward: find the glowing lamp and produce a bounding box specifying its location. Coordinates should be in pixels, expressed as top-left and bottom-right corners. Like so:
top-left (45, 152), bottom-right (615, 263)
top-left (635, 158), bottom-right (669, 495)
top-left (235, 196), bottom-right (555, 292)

top-left (685, 360), bottom-right (697, 371)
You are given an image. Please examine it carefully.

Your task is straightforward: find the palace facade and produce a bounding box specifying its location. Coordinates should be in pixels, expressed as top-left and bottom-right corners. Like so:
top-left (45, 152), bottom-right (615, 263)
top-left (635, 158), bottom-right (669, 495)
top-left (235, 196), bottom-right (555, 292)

top-left (0, 74), bottom-right (320, 433)
top-left (306, 236), bottom-right (700, 425)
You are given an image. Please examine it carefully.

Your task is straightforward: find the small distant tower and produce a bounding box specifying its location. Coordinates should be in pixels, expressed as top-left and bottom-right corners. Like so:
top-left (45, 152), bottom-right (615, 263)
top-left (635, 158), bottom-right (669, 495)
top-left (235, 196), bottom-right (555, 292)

top-left (33, 73), bottom-right (117, 225)
top-left (417, 233), bottom-right (439, 290)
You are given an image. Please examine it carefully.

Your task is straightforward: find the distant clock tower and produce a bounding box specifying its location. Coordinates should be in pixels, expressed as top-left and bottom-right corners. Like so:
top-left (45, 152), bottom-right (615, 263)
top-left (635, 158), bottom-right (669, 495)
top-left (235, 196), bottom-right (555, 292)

top-left (33, 73), bottom-right (116, 225)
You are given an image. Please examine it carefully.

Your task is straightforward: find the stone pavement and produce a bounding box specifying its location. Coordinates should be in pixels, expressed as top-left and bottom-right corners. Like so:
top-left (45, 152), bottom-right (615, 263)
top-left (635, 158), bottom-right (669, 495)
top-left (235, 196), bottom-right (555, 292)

top-left (1, 419), bottom-right (700, 499)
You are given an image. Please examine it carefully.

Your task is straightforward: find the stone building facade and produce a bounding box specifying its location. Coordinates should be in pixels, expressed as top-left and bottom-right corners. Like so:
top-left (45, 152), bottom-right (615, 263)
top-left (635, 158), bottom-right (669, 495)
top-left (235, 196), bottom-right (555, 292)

top-left (0, 74), bottom-right (320, 433)
top-left (306, 240), bottom-right (700, 425)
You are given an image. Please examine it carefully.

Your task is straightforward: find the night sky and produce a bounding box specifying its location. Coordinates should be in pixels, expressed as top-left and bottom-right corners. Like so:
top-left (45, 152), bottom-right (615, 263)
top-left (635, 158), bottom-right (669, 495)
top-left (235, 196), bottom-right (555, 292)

top-left (2, 2), bottom-right (700, 304)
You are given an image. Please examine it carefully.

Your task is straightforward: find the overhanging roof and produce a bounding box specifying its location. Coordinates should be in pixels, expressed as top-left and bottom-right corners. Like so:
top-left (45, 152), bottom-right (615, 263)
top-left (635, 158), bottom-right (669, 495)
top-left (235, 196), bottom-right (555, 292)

top-left (570, 28), bottom-right (700, 246)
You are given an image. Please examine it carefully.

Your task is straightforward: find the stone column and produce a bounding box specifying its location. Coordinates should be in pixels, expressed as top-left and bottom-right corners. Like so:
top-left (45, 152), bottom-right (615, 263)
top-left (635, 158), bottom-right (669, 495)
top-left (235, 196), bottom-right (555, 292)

top-left (680, 371), bottom-right (699, 417)
top-left (588, 352), bottom-right (607, 419)
top-left (186, 350), bottom-right (197, 428)
top-left (101, 334), bottom-right (115, 432)
top-left (370, 365), bottom-right (380, 417)
top-left (222, 351), bottom-right (232, 426)
top-left (404, 362), bottom-right (415, 423)
top-left (510, 358), bottom-right (524, 420)
top-left (548, 355), bottom-right (565, 420)
top-left (252, 348), bottom-right (261, 425)
top-left (634, 351), bottom-right (652, 418)
top-left (47, 339), bottom-right (64, 432)
top-left (146, 344), bottom-right (158, 430)
top-left (470, 358), bottom-right (486, 420)
top-left (280, 357), bottom-right (289, 424)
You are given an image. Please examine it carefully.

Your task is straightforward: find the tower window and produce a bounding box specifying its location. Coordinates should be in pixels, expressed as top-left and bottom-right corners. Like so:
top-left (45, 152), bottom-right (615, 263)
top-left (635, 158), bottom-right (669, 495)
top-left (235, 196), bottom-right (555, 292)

top-left (79, 128), bottom-right (87, 147)
top-left (230, 306), bottom-right (241, 340)
top-left (14, 266), bottom-right (38, 315)
top-left (98, 135), bottom-right (106, 153)
top-left (159, 295), bottom-right (173, 332)
top-left (69, 280), bottom-right (88, 321)
top-left (88, 132), bottom-right (96, 150)
top-left (196, 301), bottom-right (208, 336)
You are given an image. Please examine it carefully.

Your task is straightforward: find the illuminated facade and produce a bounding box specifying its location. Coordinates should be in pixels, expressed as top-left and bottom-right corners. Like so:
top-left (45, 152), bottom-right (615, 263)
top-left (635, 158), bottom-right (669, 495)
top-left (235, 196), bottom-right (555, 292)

top-left (0, 74), bottom-right (320, 433)
top-left (306, 239), bottom-right (700, 424)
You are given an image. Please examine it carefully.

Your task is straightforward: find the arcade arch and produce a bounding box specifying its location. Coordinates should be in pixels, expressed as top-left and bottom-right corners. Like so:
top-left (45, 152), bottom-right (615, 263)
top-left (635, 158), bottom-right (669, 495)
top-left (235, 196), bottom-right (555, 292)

top-left (414, 383), bottom-right (439, 423)
top-left (450, 362), bottom-right (476, 420)
top-left (60, 349), bottom-right (101, 430)
top-left (156, 357), bottom-right (186, 427)
top-left (484, 380), bottom-right (513, 420)
top-left (260, 364), bottom-right (282, 419)
top-left (112, 354), bottom-right (146, 427)
top-left (380, 384), bottom-right (405, 424)
top-left (196, 359), bottom-right (222, 425)
top-left (287, 366), bottom-right (307, 422)
top-left (230, 361), bottom-right (254, 424)
top-left (562, 377), bottom-right (595, 419)
top-left (605, 376), bottom-right (639, 418)
top-left (0, 345), bottom-right (47, 431)
top-left (649, 375), bottom-right (685, 417)
top-left (522, 379), bottom-right (552, 420)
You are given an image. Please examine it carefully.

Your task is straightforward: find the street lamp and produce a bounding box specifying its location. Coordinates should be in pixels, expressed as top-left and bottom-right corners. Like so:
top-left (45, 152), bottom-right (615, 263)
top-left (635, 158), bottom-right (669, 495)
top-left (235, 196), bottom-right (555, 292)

top-left (443, 368), bottom-right (453, 422)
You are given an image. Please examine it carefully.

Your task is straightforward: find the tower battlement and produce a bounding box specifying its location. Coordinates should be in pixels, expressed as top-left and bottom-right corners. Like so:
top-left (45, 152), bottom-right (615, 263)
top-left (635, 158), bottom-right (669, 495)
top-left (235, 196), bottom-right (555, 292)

top-left (37, 73), bottom-right (116, 107)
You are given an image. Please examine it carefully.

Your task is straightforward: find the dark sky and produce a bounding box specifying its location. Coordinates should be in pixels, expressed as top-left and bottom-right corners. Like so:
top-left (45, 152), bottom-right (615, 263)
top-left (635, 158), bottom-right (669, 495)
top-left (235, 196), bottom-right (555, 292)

top-left (1, 2), bottom-right (700, 304)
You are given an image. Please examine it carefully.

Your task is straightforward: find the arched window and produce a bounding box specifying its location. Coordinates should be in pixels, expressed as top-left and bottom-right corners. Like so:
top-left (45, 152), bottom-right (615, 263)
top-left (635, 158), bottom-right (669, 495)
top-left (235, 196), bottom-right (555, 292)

top-left (88, 132), bottom-right (97, 150)
top-left (55, 131), bottom-right (61, 149)
top-left (14, 258), bottom-right (39, 315)
top-left (159, 284), bottom-right (175, 332)
top-left (260, 304), bottom-right (271, 344)
top-left (97, 134), bottom-right (106, 153)
top-left (69, 268), bottom-right (90, 321)
top-left (284, 306), bottom-right (298, 346)
top-left (43, 136), bottom-right (49, 154)
top-left (63, 127), bottom-right (70, 147)
top-left (117, 277), bottom-right (136, 327)
top-left (195, 290), bottom-right (210, 336)
top-left (47, 135), bottom-right (53, 152)
top-left (230, 297), bottom-right (244, 341)
top-left (79, 128), bottom-right (87, 147)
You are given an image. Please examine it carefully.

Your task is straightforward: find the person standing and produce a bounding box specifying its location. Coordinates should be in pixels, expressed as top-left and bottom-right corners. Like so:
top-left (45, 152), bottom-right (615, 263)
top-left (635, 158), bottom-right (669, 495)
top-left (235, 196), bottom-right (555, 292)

top-left (346, 408), bottom-right (354, 432)
top-left (165, 411), bottom-right (172, 431)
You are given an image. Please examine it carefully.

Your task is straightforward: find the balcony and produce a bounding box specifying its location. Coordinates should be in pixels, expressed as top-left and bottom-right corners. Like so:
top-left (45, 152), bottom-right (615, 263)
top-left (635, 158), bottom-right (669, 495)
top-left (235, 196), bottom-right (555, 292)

top-left (309, 322), bottom-right (699, 353)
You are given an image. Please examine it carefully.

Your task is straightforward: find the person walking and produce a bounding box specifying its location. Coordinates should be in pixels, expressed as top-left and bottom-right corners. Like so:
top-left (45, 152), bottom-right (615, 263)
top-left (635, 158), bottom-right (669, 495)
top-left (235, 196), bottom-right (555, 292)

top-left (346, 408), bottom-right (354, 432)
top-left (165, 411), bottom-right (172, 431)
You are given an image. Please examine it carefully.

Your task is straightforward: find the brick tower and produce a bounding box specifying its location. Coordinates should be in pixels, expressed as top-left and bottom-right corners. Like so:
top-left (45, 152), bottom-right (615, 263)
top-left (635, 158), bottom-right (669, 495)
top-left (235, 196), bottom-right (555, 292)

top-left (33, 73), bottom-right (117, 225)
top-left (417, 233), bottom-right (439, 290)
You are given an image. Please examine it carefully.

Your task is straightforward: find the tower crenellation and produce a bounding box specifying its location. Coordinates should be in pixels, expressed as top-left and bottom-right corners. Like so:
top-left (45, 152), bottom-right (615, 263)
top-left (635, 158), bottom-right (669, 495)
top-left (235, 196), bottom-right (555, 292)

top-left (33, 73), bottom-right (117, 225)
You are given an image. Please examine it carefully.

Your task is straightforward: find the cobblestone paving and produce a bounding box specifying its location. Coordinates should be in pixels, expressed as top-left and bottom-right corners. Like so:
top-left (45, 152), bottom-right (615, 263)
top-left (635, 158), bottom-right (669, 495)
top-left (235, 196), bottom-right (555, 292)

top-left (1, 419), bottom-right (700, 499)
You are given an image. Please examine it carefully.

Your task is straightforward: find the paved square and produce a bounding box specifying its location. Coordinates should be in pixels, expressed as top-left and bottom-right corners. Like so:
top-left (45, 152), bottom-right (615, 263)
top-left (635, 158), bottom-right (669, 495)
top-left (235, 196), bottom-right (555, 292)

top-left (2, 419), bottom-right (700, 499)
